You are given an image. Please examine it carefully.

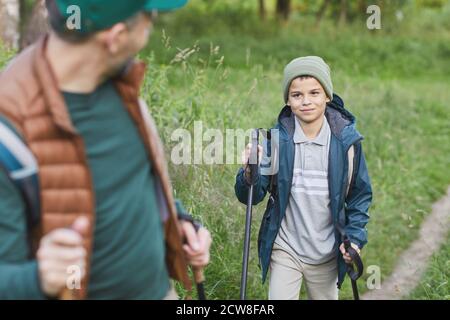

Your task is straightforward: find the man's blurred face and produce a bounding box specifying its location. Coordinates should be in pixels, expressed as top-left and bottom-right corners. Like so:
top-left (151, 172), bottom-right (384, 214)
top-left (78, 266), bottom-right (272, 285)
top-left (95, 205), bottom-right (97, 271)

top-left (125, 12), bottom-right (153, 58)
top-left (97, 12), bottom-right (153, 76)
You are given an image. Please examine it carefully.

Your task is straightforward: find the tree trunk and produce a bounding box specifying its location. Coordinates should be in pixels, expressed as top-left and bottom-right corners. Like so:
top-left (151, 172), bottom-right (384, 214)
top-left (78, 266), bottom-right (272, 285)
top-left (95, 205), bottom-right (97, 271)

top-left (276, 0), bottom-right (291, 21)
top-left (0, 0), bottom-right (20, 49)
top-left (358, 0), bottom-right (367, 15)
top-left (315, 0), bottom-right (331, 27)
top-left (258, 0), bottom-right (266, 21)
top-left (338, 0), bottom-right (347, 26)
top-left (20, 0), bottom-right (48, 50)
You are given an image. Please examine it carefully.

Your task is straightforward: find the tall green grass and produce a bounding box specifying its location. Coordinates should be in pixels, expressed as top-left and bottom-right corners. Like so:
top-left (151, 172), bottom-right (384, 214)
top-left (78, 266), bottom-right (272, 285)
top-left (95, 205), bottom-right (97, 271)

top-left (409, 235), bottom-right (450, 300)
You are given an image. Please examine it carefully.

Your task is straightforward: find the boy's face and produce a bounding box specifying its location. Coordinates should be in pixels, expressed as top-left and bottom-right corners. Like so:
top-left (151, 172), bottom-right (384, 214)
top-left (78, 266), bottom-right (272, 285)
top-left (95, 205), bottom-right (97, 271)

top-left (287, 77), bottom-right (330, 125)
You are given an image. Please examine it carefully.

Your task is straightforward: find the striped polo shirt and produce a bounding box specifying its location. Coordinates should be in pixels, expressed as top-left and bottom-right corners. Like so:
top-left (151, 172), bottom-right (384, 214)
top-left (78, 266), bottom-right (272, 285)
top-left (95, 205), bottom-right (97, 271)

top-left (275, 115), bottom-right (337, 265)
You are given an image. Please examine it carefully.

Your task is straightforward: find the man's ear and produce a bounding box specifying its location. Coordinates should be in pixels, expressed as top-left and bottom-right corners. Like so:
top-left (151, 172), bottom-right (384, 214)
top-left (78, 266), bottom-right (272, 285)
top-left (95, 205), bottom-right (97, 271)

top-left (100, 22), bottom-right (128, 54)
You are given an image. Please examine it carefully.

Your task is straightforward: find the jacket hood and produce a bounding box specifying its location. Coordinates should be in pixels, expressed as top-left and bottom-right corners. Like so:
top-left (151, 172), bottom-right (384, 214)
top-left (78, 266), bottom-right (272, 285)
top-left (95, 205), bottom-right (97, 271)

top-left (276, 93), bottom-right (362, 147)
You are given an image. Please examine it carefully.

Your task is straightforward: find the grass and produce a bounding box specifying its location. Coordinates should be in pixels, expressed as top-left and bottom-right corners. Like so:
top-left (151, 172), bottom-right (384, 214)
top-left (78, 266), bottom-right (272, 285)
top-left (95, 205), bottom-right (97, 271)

top-left (409, 235), bottom-right (450, 300)
top-left (0, 43), bottom-right (14, 67)
top-left (1, 2), bottom-right (449, 300)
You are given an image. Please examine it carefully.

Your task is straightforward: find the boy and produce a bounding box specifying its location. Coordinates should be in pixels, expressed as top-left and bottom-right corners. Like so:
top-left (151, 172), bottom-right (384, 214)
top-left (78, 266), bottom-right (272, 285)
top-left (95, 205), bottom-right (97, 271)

top-left (235, 56), bottom-right (372, 300)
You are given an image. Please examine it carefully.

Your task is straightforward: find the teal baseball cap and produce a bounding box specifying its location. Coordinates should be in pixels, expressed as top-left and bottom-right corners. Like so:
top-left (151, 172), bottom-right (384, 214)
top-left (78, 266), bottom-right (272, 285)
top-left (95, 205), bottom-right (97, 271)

top-left (47, 0), bottom-right (188, 35)
top-left (144, 0), bottom-right (188, 11)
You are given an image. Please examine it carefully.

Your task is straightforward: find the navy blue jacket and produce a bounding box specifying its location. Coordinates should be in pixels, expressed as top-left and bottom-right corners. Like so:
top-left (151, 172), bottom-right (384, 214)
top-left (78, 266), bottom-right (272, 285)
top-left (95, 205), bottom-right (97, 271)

top-left (234, 94), bottom-right (372, 288)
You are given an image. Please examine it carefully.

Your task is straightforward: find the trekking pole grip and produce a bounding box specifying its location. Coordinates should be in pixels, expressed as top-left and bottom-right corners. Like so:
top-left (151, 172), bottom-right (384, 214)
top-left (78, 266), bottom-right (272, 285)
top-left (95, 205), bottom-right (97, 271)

top-left (193, 267), bottom-right (205, 283)
top-left (248, 129), bottom-right (260, 185)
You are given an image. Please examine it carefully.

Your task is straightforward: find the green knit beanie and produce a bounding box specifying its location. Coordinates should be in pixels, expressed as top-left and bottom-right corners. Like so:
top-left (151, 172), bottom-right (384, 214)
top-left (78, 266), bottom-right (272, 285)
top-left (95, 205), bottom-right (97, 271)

top-left (282, 56), bottom-right (333, 103)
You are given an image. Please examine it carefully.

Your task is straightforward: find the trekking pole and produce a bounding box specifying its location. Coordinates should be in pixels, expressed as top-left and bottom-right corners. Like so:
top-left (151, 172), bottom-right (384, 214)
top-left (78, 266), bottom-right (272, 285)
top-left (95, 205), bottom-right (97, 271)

top-left (240, 129), bottom-right (260, 300)
top-left (191, 222), bottom-right (207, 300)
top-left (343, 237), bottom-right (363, 300)
top-left (181, 216), bottom-right (207, 300)
top-left (193, 267), bottom-right (206, 300)
top-left (336, 224), bottom-right (364, 300)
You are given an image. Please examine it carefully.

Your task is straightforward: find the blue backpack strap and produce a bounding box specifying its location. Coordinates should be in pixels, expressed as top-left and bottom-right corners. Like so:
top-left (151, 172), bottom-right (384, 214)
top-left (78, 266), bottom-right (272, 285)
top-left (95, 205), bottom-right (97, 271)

top-left (0, 117), bottom-right (41, 229)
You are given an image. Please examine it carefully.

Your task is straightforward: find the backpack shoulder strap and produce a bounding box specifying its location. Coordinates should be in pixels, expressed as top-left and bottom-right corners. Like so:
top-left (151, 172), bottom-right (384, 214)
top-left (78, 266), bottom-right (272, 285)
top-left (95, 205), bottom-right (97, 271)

top-left (0, 118), bottom-right (40, 228)
top-left (346, 144), bottom-right (355, 197)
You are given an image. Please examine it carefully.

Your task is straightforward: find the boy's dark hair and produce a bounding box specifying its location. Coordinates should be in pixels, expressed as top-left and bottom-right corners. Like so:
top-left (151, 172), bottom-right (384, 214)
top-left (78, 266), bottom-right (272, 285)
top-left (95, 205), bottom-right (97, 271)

top-left (295, 75), bottom-right (314, 80)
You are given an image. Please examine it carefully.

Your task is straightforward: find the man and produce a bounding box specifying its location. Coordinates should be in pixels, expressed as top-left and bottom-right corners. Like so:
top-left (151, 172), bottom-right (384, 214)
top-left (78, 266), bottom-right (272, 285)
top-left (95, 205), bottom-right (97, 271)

top-left (235, 56), bottom-right (372, 299)
top-left (0, 0), bottom-right (211, 300)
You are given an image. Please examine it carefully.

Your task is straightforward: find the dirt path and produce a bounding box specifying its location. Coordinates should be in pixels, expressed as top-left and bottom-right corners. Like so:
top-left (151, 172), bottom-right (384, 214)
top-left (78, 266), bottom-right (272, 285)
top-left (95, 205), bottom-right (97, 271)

top-left (362, 186), bottom-right (450, 300)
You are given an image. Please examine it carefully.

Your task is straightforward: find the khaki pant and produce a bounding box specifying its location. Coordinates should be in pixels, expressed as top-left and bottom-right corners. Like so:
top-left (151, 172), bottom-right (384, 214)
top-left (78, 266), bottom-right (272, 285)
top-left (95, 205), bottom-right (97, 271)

top-left (268, 243), bottom-right (338, 300)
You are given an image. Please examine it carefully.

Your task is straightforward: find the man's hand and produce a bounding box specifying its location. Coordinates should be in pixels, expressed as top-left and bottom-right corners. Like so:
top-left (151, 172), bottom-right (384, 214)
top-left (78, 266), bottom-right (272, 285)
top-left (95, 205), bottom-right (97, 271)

top-left (339, 242), bottom-right (360, 264)
top-left (180, 221), bottom-right (212, 267)
top-left (37, 217), bottom-right (89, 297)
